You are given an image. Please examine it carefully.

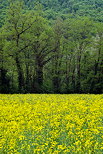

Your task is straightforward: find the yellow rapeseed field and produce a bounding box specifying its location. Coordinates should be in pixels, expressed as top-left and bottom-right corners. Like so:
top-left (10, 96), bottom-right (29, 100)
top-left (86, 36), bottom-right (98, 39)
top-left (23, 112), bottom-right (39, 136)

top-left (0, 94), bottom-right (103, 153)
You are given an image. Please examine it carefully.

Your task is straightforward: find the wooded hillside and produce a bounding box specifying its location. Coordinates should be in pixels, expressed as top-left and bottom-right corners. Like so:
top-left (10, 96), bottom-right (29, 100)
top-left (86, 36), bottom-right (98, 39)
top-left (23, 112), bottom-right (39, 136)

top-left (0, 0), bottom-right (103, 93)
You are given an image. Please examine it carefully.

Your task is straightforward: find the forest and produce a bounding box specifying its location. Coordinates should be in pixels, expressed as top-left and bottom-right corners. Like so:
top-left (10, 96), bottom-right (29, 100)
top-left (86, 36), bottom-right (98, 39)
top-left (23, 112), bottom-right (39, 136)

top-left (0, 0), bottom-right (103, 94)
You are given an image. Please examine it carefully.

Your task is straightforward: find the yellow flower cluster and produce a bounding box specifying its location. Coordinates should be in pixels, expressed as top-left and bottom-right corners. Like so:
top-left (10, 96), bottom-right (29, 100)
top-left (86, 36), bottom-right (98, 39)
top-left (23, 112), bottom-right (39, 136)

top-left (0, 94), bottom-right (103, 153)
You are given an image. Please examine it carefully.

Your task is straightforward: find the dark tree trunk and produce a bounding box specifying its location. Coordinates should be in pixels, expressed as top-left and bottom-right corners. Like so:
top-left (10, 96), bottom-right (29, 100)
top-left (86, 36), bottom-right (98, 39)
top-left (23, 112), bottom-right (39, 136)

top-left (65, 57), bottom-right (71, 93)
top-left (33, 56), bottom-right (43, 93)
top-left (15, 56), bottom-right (24, 93)
top-left (76, 44), bottom-right (82, 93)
top-left (52, 75), bottom-right (60, 93)
top-left (25, 63), bottom-right (30, 93)
top-left (72, 66), bottom-right (76, 93)
top-left (52, 52), bottom-right (61, 93)
top-left (76, 54), bottom-right (81, 93)
top-left (0, 68), bottom-right (10, 93)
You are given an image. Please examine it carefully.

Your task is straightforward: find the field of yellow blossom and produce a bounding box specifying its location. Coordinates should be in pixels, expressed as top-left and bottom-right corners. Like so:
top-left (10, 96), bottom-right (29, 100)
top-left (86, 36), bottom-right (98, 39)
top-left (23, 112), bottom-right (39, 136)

top-left (0, 94), bottom-right (103, 153)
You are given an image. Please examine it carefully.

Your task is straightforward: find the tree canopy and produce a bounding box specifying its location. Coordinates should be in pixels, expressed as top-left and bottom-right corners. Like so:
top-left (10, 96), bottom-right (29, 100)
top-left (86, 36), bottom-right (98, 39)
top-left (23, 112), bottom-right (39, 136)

top-left (0, 0), bottom-right (103, 93)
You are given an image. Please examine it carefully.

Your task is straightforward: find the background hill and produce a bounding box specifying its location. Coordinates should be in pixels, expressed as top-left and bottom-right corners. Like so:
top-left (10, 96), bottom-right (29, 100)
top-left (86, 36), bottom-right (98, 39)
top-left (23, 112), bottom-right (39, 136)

top-left (1, 0), bottom-right (103, 27)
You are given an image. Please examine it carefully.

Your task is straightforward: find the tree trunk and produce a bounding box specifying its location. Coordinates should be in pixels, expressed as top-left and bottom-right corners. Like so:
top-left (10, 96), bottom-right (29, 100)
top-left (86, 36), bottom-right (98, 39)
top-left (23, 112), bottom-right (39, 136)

top-left (65, 56), bottom-right (71, 93)
top-left (52, 52), bottom-right (61, 93)
top-left (15, 56), bottom-right (24, 93)
top-left (34, 56), bottom-right (43, 93)
top-left (0, 68), bottom-right (10, 93)
top-left (72, 66), bottom-right (76, 93)
top-left (25, 63), bottom-right (30, 93)
top-left (76, 45), bottom-right (82, 93)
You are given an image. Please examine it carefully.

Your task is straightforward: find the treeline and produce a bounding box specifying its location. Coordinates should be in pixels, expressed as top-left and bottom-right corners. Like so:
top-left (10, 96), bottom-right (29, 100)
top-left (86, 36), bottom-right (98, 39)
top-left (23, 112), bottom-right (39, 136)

top-left (1, 0), bottom-right (103, 27)
top-left (0, 1), bottom-right (103, 94)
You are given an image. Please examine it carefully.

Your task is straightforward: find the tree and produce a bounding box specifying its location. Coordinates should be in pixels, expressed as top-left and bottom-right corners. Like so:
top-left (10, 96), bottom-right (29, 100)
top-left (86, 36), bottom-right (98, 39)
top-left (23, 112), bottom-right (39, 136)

top-left (4, 1), bottom-right (35, 92)
top-left (51, 18), bottom-right (64, 93)
top-left (90, 22), bottom-right (103, 93)
top-left (29, 3), bottom-right (54, 93)
top-left (65, 17), bottom-right (93, 93)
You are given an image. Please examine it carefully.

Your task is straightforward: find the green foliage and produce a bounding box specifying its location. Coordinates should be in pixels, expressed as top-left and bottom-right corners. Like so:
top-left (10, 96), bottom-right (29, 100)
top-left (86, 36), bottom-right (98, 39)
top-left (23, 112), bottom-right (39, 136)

top-left (0, 0), bottom-right (103, 94)
top-left (1, 0), bottom-right (103, 23)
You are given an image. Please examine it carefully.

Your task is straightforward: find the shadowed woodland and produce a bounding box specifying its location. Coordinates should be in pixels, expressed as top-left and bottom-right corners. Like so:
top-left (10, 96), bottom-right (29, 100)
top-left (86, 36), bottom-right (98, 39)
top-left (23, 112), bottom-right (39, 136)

top-left (0, 0), bottom-right (103, 94)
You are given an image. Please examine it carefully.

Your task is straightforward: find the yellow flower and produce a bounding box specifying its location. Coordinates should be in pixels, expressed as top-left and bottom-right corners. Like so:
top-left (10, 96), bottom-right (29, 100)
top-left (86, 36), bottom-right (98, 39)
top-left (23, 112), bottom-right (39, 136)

top-left (0, 94), bottom-right (103, 153)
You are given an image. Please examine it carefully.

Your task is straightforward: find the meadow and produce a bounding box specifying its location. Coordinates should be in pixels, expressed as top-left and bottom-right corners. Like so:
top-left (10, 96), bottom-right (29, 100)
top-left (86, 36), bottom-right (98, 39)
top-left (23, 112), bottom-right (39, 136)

top-left (0, 94), bottom-right (103, 153)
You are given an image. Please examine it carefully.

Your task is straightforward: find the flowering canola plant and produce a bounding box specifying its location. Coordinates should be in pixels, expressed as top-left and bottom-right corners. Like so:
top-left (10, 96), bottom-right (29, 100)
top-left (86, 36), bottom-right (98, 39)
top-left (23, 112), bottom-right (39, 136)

top-left (0, 94), bottom-right (103, 153)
